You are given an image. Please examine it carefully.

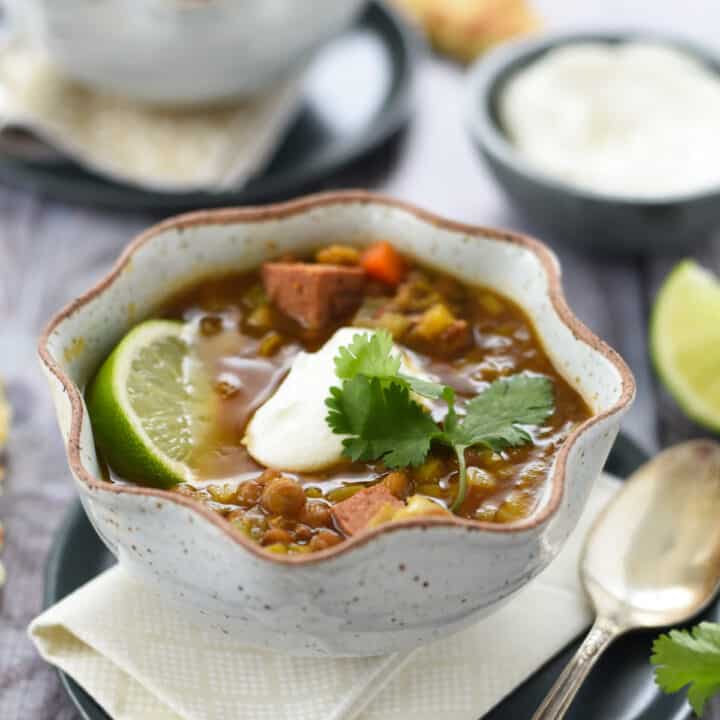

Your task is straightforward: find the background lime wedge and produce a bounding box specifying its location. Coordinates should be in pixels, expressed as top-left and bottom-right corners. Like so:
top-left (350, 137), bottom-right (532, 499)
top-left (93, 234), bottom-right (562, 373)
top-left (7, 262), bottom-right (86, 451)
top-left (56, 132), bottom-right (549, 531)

top-left (651, 260), bottom-right (720, 432)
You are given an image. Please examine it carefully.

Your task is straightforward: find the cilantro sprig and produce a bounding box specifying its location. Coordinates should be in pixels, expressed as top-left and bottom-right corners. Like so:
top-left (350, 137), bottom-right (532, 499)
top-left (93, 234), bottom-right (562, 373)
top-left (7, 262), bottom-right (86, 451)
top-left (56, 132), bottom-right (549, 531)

top-left (333, 330), bottom-right (455, 402)
top-left (652, 622), bottom-right (720, 717)
top-left (325, 331), bottom-right (555, 510)
top-left (326, 377), bottom-right (439, 468)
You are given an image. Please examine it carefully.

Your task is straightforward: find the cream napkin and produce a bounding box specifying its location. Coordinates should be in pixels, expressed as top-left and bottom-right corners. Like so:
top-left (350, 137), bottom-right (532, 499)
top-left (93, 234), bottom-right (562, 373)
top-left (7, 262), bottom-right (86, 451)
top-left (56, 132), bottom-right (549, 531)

top-left (30, 474), bottom-right (619, 720)
top-left (0, 43), bottom-right (305, 192)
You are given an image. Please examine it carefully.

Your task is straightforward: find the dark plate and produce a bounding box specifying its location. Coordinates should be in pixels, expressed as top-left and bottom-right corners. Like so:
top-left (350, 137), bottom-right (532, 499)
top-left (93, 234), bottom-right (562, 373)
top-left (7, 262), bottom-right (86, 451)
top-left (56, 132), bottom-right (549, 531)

top-left (0, 2), bottom-right (416, 212)
top-left (45, 433), bottom-right (707, 720)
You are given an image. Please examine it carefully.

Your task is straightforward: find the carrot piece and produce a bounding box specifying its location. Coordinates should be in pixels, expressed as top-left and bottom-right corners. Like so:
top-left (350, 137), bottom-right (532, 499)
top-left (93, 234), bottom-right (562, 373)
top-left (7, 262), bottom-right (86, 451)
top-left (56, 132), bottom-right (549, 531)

top-left (361, 241), bottom-right (406, 286)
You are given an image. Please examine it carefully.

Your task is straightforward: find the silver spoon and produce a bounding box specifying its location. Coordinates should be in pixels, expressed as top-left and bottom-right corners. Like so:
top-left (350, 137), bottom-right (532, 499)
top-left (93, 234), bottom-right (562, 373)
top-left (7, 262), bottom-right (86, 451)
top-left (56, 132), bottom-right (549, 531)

top-left (532, 439), bottom-right (720, 720)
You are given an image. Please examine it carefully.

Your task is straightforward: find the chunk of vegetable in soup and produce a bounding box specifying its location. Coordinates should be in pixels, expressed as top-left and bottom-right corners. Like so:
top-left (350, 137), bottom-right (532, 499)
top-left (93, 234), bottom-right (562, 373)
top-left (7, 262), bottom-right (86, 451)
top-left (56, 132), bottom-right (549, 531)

top-left (91, 243), bottom-right (592, 554)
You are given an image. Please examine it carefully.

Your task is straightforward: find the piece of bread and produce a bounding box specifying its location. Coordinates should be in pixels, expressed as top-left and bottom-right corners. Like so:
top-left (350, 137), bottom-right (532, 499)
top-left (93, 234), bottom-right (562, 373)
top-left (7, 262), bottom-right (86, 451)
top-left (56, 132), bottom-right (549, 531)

top-left (392, 0), bottom-right (541, 63)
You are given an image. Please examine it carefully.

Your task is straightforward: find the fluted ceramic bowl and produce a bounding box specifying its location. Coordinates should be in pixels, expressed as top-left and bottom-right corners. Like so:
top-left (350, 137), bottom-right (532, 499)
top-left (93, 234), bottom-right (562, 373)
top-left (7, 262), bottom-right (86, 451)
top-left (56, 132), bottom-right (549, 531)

top-left (39, 192), bottom-right (634, 657)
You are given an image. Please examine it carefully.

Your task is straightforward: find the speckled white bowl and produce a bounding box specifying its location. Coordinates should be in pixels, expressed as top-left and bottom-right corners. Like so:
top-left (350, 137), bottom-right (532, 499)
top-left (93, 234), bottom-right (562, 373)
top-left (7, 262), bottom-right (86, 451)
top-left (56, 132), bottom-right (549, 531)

top-left (39, 192), bottom-right (634, 657)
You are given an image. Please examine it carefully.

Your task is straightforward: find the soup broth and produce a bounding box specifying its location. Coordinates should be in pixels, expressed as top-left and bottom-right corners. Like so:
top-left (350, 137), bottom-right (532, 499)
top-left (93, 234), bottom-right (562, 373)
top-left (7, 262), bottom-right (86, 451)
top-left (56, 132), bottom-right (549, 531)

top-left (93, 243), bottom-right (592, 554)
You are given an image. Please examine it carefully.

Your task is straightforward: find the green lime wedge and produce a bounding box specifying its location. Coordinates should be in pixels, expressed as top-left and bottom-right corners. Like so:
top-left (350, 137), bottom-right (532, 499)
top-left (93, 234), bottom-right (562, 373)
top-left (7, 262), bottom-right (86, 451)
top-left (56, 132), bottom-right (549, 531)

top-left (87, 320), bottom-right (213, 488)
top-left (651, 260), bottom-right (720, 431)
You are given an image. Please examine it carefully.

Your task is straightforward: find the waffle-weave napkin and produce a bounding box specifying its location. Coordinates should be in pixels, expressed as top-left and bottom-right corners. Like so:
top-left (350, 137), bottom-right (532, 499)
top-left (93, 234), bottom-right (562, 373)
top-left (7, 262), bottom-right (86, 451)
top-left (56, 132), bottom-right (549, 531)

top-left (29, 474), bottom-right (619, 720)
top-left (0, 42), bottom-right (304, 192)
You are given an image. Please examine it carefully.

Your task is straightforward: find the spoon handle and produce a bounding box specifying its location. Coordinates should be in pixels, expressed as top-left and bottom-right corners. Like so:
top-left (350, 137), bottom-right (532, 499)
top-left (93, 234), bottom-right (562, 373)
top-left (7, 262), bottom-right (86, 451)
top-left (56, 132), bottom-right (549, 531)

top-left (531, 616), bottom-right (622, 720)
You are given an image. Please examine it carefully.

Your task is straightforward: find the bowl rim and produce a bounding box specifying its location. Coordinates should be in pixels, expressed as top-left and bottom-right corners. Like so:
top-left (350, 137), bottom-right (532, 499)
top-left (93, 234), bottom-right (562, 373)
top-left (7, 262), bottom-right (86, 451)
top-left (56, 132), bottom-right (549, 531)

top-left (466, 29), bottom-right (720, 206)
top-left (38, 190), bottom-right (635, 566)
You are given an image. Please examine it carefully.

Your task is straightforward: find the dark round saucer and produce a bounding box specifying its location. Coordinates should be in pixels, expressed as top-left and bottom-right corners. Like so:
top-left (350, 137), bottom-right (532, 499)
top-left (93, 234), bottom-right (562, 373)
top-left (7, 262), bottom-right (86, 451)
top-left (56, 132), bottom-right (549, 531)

top-left (0, 1), bottom-right (417, 212)
top-left (45, 433), bottom-right (712, 719)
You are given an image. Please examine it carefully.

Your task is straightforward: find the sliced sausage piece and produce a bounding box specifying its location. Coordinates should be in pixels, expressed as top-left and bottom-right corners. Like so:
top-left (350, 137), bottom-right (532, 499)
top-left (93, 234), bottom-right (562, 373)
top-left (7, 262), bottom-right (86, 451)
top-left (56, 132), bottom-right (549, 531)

top-left (262, 262), bottom-right (366, 329)
top-left (332, 484), bottom-right (404, 536)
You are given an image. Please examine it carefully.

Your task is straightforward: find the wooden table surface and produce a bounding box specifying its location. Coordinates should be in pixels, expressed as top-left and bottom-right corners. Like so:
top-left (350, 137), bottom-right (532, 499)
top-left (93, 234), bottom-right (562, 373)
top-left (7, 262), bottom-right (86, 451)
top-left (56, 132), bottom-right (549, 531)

top-left (1, 1), bottom-right (718, 718)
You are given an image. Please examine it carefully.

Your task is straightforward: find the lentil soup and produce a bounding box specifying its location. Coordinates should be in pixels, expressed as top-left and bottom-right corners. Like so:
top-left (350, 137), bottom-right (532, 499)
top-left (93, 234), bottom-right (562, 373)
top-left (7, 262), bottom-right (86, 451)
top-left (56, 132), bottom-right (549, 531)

top-left (89, 242), bottom-right (592, 555)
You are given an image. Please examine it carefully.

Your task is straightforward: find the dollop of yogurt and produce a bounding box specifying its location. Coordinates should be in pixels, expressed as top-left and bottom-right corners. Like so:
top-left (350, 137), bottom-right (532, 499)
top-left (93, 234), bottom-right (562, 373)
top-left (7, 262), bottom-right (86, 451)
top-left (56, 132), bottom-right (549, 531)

top-left (243, 327), bottom-right (430, 472)
top-left (499, 42), bottom-right (720, 197)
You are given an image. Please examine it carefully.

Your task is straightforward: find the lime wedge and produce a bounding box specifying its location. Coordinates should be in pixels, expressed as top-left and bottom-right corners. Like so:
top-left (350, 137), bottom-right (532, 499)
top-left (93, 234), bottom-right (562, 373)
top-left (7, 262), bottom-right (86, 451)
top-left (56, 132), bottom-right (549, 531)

top-left (87, 320), bottom-right (213, 488)
top-left (651, 260), bottom-right (720, 431)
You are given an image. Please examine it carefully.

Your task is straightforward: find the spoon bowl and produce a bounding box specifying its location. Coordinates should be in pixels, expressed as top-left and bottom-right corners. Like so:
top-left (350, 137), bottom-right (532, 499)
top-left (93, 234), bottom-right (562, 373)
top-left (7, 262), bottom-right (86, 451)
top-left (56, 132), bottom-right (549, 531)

top-left (583, 439), bottom-right (720, 629)
top-left (533, 439), bottom-right (720, 719)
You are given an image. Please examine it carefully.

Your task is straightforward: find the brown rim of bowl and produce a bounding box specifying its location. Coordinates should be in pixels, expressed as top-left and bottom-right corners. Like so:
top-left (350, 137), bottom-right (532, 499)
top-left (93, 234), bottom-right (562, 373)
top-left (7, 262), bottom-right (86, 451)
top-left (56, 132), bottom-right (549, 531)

top-left (38, 190), bottom-right (635, 566)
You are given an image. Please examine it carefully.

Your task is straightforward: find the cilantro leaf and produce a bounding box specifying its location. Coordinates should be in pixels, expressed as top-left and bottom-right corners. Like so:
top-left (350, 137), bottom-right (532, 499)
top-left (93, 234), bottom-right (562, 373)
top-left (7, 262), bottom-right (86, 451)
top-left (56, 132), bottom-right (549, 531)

top-left (443, 375), bottom-right (554, 510)
top-left (334, 330), bottom-right (400, 380)
top-left (326, 375), bottom-right (439, 468)
top-left (652, 623), bottom-right (720, 717)
top-left (335, 330), bottom-right (448, 401)
top-left (443, 375), bottom-right (555, 451)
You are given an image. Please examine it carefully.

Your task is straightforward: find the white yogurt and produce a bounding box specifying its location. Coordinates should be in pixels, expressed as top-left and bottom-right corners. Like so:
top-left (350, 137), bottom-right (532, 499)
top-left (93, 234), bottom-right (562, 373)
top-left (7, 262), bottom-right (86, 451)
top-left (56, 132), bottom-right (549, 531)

top-left (243, 328), bottom-right (430, 473)
top-left (499, 42), bottom-right (720, 197)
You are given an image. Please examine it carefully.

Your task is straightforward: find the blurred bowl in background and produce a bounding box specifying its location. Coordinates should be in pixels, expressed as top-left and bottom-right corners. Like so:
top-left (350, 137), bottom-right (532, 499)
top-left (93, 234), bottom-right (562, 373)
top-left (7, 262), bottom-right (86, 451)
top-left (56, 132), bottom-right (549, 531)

top-left (4, 0), bottom-right (368, 106)
top-left (466, 31), bottom-right (720, 255)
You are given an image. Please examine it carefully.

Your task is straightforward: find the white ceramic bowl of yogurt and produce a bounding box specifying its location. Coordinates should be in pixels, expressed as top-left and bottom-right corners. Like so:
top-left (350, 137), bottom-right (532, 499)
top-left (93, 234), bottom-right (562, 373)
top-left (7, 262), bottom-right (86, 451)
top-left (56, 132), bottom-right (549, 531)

top-left (466, 32), bottom-right (720, 254)
top-left (3, 0), bottom-right (367, 106)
